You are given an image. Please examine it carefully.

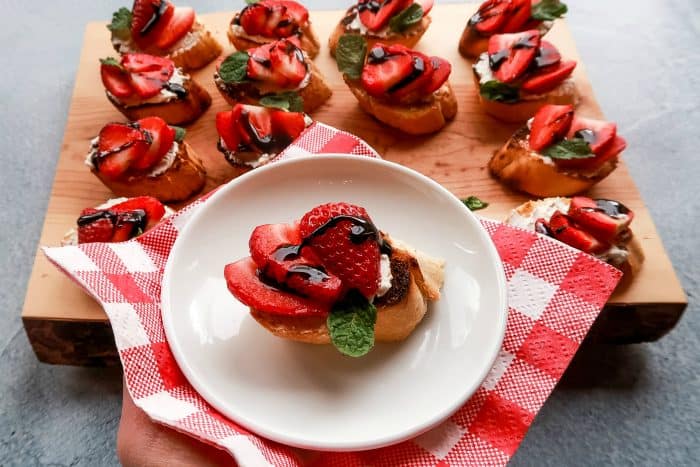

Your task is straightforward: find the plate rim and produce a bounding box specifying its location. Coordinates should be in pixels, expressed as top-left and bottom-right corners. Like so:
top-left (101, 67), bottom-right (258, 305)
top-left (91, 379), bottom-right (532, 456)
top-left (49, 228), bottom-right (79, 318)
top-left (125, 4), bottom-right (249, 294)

top-left (161, 154), bottom-right (507, 451)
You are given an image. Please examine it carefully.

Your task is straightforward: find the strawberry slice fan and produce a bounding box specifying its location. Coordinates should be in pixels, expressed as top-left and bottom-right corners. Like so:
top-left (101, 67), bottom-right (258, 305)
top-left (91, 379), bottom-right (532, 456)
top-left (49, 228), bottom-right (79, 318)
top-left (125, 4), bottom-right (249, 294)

top-left (43, 122), bottom-right (621, 466)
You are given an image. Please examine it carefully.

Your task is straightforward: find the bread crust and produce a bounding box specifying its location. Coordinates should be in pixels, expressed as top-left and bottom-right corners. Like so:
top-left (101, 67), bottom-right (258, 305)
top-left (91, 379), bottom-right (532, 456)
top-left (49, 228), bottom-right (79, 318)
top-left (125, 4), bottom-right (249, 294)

top-left (216, 60), bottom-right (332, 113)
top-left (328, 16), bottom-right (431, 57)
top-left (345, 79), bottom-right (458, 135)
top-left (106, 79), bottom-right (212, 126)
top-left (489, 126), bottom-right (617, 197)
top-left (472, 73), bottom-right (579, 123)
top-left (227, 18), bottom-right (321, 58)
top-left (458, 26), bottom-right (489, 59)
top-left (92, 141), bottom-right (206, 202)
top-left (249, 239), bottom-right (445, 344)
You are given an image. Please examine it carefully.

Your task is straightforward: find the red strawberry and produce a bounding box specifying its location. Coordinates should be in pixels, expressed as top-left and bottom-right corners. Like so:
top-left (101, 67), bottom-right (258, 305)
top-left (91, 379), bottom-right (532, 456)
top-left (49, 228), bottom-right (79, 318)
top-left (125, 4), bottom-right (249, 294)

top-left (100, 61), bottom-right (133, 98)
top-left (77, 209), bottom-right (114, 244)
top-left (488, 30), bottom-right (540, 83)
top-left (521, 59), bottom-right (576, 94)
top-left (270, 110), bottom-right (307, 141)
top-left (240, 4), bottom-right (273, 36)
top-left (388, 50), bottom-right (435, 101)
top-left (269, 39), bottom-right (307, 87)
top-left (131, 0), bottom-right (174, 48)
top-left (216, 107), bottom-right (242, 150)
top-left (299, 203), bottom-right (381, 299)
top-left (359, 0), bottom-right (412, 32)
top-left (528, 104), bottom-right (574, 151)
top-left (469, 0), bottom-right (510, 34)
top-left (239, 105), bottom-right (273, 148)
top-left (275, 1), bottom-right (309, 23)
top-left (121, 53), bottom-right (174, 99)
top-left (132, 116), bottom-right (175, 171)
top-left (155, 6), bottom-right (195, 49)
top-left (534, 41), bottom-right (561, 68)
top-left (416, 0), bottom-right (434, 15)
top-left (110, 196), bottom-right (167, 229)
top-left (247, 43), bottom-right (276, 83)
top-left (224, 258), bottom-right (329, 316)
top-left (500, 0), bottom-right (531, 33)
top-left (555, 135), bottom-right (626, 170)
top-left (96, 123), bottom-right (150, 179)
top-left (423, 56), bottom-right (452, 94)
top-left (547, 211), bottom-right (606, 254)
top-left (241, 1), bottom-right (309, 38)
top-left (568, 197), bottom-right (634, 243)
top-left (361, 45), bottom-right (416, 97)
top-left (249, 223), bottom-right (343, 303)
top-left (565, 116), bottom-right (616, 154)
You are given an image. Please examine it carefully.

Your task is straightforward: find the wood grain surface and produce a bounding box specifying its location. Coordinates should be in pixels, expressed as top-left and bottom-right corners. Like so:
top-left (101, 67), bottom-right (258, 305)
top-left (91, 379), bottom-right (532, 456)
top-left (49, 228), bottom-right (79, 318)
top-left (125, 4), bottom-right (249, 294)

top-left (21, 4), bottom-right (687, 365)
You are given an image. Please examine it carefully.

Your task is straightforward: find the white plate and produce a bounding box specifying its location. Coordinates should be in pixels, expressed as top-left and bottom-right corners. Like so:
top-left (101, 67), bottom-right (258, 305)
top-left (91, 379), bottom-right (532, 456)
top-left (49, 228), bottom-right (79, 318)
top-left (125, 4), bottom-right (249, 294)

top-left (162, 155), bottom-right (507, 451)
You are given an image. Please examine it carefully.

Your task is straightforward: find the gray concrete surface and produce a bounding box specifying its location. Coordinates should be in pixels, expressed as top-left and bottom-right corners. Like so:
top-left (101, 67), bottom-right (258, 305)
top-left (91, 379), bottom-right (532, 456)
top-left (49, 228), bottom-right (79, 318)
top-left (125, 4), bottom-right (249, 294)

top-left (1, 1), bottom-right (698, 465)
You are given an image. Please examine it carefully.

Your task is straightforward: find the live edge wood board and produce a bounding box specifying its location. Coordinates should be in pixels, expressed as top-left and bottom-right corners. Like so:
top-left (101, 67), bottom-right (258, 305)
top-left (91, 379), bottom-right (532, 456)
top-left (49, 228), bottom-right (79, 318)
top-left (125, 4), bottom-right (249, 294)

top-left (22, 5), bottom-right (687, 366)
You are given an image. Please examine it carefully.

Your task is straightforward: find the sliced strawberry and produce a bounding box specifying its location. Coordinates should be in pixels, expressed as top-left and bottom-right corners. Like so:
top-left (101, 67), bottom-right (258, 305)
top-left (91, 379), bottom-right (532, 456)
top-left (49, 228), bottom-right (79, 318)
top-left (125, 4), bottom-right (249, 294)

top-left (247, 43), bottom-right (275, 83)
top-left (224, 258), bottom-right (329, 316)
top-left (566, 116), bottom-right (616, 154)
top-left (269, 39), bottom-right (307, 87)
top-left (390, 51), bottom-right (435, 100)
top-left (111, 222), bottom-right (138, 242)
top-left (416, 0), bottom-right (434, 15)
top-left (110, 196), bottom-right (166, 229)
top-left (555, 135), bottom-right (626, 170)
top-left (548, 211), bottom-right (606, 254)
top-left (250, 223), bottom-right (302, 269)
top-left (216, 108), bottom-right (242, 150)
top-left (131, 117), bottom-right (175, 171)
top-left (240, 4), bottom-right (273, 36)
top-left (270, 110), bottom-right (307, 141)
top-left (535, 40), bottom-right (561, 68)
top-left (358, 0), bottom-right (412, 32)
top-left (96, 123), bottom-right (150, 179)
top-left (275, 1), bottom-right (309, 23)
top-left (528, 104), bottom-right (574, 151)
top-left (131, 0), bottom-right (174, 49)
top-left (77, 210), bottom-right (114, 244)
top-left (155, 6), bottom-right (195, 50)
top-left (500, 0), bottom-right (531, 33)
top-left (521, 59), bottom-right (576, 94)
top-left (239, 105), bottom-right (273, 149)
top-left (469, 0), bottom-right (510, 34)
top-left (299, 202), bottom-right (381, 299)
top-left (100, 61), bottom-right (133, 98)
top-left (242, 1), bottom-right (309, 38)
top-left (423, 56), bottom-right (452, 94)
top-left (121, 53), bottom-right (174, 99)
top-left (361, 45), bottom-right (415, 97)
top-left (568, 197), bottom-right (634, 243)
top-left (488, 30), bottom-right (540, 83)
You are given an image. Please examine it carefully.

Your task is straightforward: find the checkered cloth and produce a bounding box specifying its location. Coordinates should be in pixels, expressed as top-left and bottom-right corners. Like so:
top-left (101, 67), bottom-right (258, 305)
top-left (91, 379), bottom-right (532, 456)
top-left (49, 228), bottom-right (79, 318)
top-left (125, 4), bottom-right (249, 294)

top-left (43, 122), bottom-right (621, 466)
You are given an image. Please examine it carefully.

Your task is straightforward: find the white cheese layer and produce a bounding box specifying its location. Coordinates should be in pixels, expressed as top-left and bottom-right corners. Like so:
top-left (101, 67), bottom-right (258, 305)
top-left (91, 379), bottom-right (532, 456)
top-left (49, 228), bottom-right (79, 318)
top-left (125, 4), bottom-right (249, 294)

top-left (85, 137), bottom-right (178, 177)
top-left (108, 68), bottom-right (189, 108)
top-left (376, 254), bottom-right (393, 298)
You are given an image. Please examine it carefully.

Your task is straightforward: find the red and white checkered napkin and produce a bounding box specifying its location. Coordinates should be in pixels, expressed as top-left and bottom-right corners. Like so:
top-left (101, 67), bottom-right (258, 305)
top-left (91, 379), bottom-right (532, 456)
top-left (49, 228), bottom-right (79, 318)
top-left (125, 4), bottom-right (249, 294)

top-left (43, 122), bottom-right (621, 466)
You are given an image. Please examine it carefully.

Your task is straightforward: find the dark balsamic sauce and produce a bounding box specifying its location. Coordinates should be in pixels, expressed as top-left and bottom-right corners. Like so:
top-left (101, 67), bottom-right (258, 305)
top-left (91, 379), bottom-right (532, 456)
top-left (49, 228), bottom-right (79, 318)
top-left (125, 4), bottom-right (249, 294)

top-left (574, 129), bottom-right (596, 145)
top-left (140, 0), bottom-right (169, 36)
top-left (357, 0), bottom-right (383, 14)
top-left (489, 33), bottom-right (539, 71)
top-left (77, 208), bottom-right (147, 237)
top-left (164, 82), bottom-right (188, 98)
top-left (468, 1), bottom-right (503, 28)
top-left (367, 46), bottom-right (427, 95)
top-left (586, 199), bottom-right (631, 219)
top-left (287, 264), bottom-right (330, 284)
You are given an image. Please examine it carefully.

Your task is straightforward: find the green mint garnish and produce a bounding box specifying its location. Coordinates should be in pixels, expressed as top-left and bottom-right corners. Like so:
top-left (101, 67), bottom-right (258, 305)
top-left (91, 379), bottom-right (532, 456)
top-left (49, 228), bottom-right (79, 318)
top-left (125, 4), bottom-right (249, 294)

top-left (543, 138), bottom-right (596, 160)
top-left (107, 7), bottom-right (132, 41)
top-left (172, 126), bottom-right (187, 143)
top-left (531, 0), bottom-right (568, 21)
top-left (260, 92), bottom-right (304, 112)
top-left (336, 34), bottom-right (367, 80)
top-left (462, 196), bottom-right (489, 211)
top-left (389, 4), bottom-right (424, 33)
top-left (479, 80), bottom-right (520, 103)
top-left (327, 290), bottom-right (377, 357)
top-left (218, 51), bottom-right (250, 84)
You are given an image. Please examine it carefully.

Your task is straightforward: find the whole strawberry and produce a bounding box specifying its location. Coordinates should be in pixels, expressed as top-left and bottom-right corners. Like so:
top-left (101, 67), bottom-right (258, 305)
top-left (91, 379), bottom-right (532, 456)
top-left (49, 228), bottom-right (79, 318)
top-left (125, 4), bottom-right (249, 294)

top-left (299, 202), bottom-right (381, 299)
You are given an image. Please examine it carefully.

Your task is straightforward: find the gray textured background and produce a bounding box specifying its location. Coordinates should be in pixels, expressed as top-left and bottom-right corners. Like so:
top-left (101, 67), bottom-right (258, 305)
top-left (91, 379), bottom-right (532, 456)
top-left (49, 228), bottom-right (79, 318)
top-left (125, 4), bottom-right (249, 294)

top-left (1, 1), bottom-right (698, 465)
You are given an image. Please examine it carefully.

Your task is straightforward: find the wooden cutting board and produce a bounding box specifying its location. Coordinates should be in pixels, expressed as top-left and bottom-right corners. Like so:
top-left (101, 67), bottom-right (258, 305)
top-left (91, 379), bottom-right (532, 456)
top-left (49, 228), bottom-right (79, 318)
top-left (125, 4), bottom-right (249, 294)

top-left (22, 4), bottom-right (687, 365)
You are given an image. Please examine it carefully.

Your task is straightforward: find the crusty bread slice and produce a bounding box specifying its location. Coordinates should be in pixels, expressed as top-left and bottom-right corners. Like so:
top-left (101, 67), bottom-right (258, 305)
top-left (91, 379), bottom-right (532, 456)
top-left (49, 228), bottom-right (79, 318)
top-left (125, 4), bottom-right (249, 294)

top-left (106, 78), bottom-right (212, 126)
top-left (113, 23), bottom-right (222, 71)
top-left (489, 126), bottom-right (617, 196)
top-left (458, 26), bottom-right (489, 59)
top-left (93, 141), bottom-right (206, 203)
top-left (345, 79), bottom-right (458, 135)
top-left (328, 16), bottom-right (431, 57)
top-left (227, 19), bottom-right (321, 58)
top-left (506, 197), bottom-right (644, 275)
top-left (250, 237), bottom-right (445, 344)
top-left (473, 73), bottom-right (579, 123)
top-left (216, 61), bottom-right (332, 113)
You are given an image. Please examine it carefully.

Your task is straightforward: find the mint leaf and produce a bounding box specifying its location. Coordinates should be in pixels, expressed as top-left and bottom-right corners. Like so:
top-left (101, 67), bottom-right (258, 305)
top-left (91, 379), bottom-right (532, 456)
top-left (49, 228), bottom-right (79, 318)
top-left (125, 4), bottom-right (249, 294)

top-left (479, 80), bottom-right (520, 103)
top-left (336, 34), bottom-right (367, 80)
top-left (107, 7), bottom-right (132, 41)
top-left (245, 0), bottom-right (260, 4)
top-left (327, 290), bottom-right (377, 357)
top-left (389, 4), bottom-right (424, 33)
top-left (171, 126), bottom-right (186, 143)
top-left (219, 51), bottom-right (249, 83)
top-left (462, 196), bottom-right (489, 211)
top-left (543, 137), bottom-right (596, 160)
top-left (260, 92), bottom-right (304, 112)
top-left (99, 57), bottom-right (123, 70)
top-left (531, 0), bottom-right (568, 21)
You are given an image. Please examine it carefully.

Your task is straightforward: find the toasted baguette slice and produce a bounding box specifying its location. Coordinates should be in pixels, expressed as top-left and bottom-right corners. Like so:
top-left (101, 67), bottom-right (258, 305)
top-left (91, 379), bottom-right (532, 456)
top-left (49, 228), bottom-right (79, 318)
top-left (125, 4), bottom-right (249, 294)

top-left (106, 78), bottom-right (211, 126)
top-left (345, 79), bottom-right (458, 135)
top-left (489, 126), bottom-right (617, 196)
top-left (216, 61), bottom-right (332, 113)
top-left (93, 142), bottom-right (206, 203)
top-left (228, 20), bottom-right (321, 58)
top-left (505, 197), bottom-right (644, 275)
top-left (328, 16), bottom-right (431, 57)
top-left (113, 23), bottom-right (222, 71)
top-left (250, 237), bottom-right (445, 344)
top-left (458, 26), bottom-right (490, 59)
top-left (473, 73), bottom-right (579, 123)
